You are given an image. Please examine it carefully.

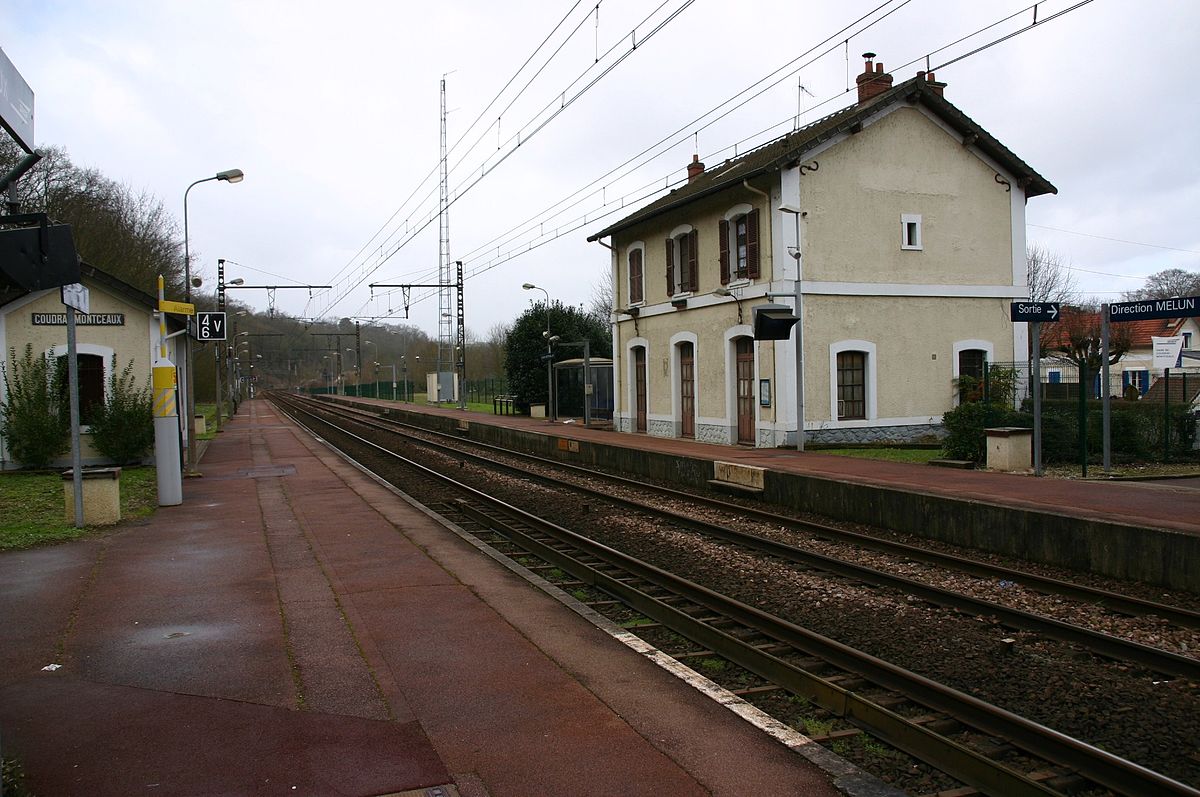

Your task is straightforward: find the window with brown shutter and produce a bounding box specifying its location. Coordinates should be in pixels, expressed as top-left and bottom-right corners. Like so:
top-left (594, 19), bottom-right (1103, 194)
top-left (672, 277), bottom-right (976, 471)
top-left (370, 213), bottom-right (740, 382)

top-left (687, 229), bottom-right (699, 292)
top-left (746, 208), bottom-right (760, 279)
top-left (628, 248), bottom-right (643, 304)
top-left (719, 219), bottom-right (730, 285)
top-left (665, 238), bottom-right (674, 296)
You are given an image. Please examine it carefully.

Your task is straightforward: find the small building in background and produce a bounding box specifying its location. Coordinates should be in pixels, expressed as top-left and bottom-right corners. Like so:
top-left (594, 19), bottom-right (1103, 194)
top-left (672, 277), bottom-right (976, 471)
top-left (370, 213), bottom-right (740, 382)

top-left (0, 263), bottom-right (185, 469)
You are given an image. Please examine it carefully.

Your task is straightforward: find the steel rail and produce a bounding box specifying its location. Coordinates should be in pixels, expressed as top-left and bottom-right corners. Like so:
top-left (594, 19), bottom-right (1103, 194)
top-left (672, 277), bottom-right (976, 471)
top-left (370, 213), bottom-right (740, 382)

top-left (273, 394), bottom-right (1200, 797)
top-left (311, 393), bottom-right (1200, 628)
top-left (291, 395), bottom-right (1200, 679)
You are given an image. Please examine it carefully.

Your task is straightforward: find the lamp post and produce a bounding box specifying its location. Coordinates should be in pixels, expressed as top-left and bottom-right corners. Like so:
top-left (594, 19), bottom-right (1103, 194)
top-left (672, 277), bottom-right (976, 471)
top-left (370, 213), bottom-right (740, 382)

top-left (183, 168), bottom-right (243, 475)
top-left (363, 340), bottom-right (378, 397)
top-left (345, 347), bottom-right (358, 395)
top-left (522, 282), bottom-right (554, 421)
top-left (214, 270), bottom-right (243, 433)
top-left (386, 362), bottom-right (398, 401)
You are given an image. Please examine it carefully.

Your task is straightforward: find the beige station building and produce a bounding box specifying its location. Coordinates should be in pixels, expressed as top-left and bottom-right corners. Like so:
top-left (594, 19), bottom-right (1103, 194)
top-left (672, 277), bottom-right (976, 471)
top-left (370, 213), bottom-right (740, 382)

top-left (0, 263), bottom-right (185, 469)
top-left (589, 55), bottom-right (1055, 447)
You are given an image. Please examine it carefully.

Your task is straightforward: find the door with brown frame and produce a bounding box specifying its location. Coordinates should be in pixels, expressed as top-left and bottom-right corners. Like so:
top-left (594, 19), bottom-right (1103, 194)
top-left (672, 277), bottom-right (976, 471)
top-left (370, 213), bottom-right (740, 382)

top-left (735, 338), bottom-right (755, 444)
top-left (634, 346), bottom-right (647, 432)
top-left (679, 342), bottom-right (695, 438)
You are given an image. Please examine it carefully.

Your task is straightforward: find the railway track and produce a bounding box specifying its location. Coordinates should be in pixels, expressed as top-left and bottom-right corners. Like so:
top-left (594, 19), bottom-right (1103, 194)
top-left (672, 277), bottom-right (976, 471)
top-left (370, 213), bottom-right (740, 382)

top-left (271, 392), bottom-right (1200, 797)
top-left (286, 394), bottom-right (1200, 678)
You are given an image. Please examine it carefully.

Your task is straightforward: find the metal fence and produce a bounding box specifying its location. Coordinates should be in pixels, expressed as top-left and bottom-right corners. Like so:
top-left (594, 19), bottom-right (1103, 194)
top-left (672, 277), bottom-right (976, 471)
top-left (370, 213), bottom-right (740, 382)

top-left (976, 360), bottom-right (1199, 464)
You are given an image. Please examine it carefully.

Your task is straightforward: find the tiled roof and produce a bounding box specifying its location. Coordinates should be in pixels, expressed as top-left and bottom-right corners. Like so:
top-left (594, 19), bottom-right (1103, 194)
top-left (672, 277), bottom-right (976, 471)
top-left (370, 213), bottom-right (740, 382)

top-left (589, 75), bottom-right (1056, 242)
top-left (1143, 373), bottom-right (1200, 405)
top-left (1042, 310), bottom-right (1185, 349)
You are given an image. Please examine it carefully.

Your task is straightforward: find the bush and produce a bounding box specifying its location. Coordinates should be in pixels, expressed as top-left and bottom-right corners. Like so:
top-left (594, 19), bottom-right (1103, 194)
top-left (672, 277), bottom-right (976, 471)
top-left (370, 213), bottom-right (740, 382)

top-left (0, 344), bottom-right (70, 468)
top-left (940, 401), bottom-right (1029, 462)
top-left (88, 357), bottom-right (154, 464)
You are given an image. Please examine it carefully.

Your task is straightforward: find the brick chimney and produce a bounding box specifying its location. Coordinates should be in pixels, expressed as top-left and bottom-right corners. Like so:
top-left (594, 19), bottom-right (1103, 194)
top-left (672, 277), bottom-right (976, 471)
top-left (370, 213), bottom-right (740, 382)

top-left (856, 52), bottom-right (893, 104)
top-left (915, 70), bottom-right (947, 98)
top-left (686, 154), bottom-right (705, 183)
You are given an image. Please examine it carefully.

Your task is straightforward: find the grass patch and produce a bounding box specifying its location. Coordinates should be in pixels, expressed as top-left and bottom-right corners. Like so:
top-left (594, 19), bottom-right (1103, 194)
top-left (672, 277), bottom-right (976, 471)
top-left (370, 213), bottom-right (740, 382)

top-left (816, 447), bottom-right (943, 464)
top-left (2, 755), bottom-right (32, 797)
top-left (0, 466), bottom-right (158, 551)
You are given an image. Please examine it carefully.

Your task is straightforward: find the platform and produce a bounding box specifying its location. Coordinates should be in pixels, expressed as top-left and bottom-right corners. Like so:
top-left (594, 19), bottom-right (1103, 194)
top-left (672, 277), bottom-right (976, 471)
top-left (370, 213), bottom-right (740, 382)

top-left (0, 400), bottom-right (853, 797)
top-left (336, 395), bottom-right (1200, 593)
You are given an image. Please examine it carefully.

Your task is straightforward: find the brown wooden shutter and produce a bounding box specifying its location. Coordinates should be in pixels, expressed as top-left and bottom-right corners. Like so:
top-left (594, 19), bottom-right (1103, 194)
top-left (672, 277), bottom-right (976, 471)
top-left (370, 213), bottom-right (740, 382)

top-left (719, 220), bottom-right (730, 285)
top-left (688, 228), bottom-right (699, 292)
top-left (746, 208), bottom-right (760, 278)
top-left (629, 249), bottom-right (643, 303)
top-left (665, 238), bottom-right (675, 296)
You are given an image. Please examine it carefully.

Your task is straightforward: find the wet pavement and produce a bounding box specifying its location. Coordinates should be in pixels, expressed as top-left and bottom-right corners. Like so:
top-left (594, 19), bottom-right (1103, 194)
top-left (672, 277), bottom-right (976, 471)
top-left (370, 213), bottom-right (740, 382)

top-left (0, 399), bottom-right (844, 797)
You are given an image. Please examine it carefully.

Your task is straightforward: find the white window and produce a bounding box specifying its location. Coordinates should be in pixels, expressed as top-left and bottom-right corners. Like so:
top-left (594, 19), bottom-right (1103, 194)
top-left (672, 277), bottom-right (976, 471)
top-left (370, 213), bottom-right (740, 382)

top-left (901, 213), bottom-right (922, 250)
top-left (720, 204), bottom-right (759, 285)
top-left (828, 340), bottom-right (878, 423)
top-left (666, 224), bottom-right (697, 296)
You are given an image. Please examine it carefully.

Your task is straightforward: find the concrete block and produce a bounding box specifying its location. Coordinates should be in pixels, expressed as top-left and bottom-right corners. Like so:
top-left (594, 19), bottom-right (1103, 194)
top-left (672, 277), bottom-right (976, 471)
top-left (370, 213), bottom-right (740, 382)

top-left (62, 467), bottom-right (122, 526)
top-left (194, 415), bottom-right (207, 435)
top-left (713, 461), bottom-right (765, 491)
top-left (985, 427), bottom-right (1032, 473)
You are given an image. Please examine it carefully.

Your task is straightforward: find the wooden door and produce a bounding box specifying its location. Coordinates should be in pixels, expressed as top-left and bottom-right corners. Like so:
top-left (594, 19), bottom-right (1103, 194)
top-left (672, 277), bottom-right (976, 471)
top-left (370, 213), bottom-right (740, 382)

top-left (735, 338), bottom-right (755, 444)
top-left (634, 347), bottom-right (647, 432)
top-left (680, 342), bottom-right (695, 438)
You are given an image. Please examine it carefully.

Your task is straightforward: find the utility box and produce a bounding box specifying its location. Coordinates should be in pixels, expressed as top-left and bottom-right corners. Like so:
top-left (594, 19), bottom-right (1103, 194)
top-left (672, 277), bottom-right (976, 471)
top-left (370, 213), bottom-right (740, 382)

top-left (529, 403), bottom-right (547, 419)
top-left (62, 467), bottom-right (122, 526)
top-left (194, 414), bottom-right (207, 435)
top-left (985, 428), bottom-right (1033, 473)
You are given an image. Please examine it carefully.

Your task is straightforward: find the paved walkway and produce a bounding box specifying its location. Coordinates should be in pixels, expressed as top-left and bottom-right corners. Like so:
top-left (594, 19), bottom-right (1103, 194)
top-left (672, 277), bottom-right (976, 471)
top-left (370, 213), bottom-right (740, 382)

top-left (359, 398), bottom-right (1200, 536)
top-left (0, 400), bottom-right (845, 797)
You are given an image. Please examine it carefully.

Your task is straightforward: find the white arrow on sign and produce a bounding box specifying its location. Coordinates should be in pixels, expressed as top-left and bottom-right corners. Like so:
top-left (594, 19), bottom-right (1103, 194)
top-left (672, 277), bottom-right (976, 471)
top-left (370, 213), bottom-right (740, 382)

top-left (1047, 304), bottom-right (1058, 320)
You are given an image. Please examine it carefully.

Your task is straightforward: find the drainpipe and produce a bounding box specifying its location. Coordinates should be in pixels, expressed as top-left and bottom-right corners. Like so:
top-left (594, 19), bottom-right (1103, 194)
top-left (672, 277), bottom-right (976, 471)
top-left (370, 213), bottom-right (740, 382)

top-left (743, 179), bottom-right (803, 450)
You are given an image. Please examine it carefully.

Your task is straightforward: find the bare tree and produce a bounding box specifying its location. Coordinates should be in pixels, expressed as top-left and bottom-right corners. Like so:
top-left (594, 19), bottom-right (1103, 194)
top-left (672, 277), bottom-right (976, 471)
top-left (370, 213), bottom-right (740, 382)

top-left (1122, 268), bottom-right (1200, 301)
top-left (588, 265), bottom-right (615, 323)
top-left (1026, 244), bottom-right (1077, 304)
top-left (0, 137), bottom-right (184, 295)
top-left (1044, 303), bottom-right (1133, 372)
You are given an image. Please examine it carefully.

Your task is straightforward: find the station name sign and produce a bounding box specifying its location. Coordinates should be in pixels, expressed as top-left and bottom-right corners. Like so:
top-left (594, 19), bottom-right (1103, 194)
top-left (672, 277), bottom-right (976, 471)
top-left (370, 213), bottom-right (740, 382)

top-left (1109, 296), bottom-right (1199, 322)
top-left (31, 312), bottom-right (125, 326)
top-left (1009, 302), bottom-right (1060, 322)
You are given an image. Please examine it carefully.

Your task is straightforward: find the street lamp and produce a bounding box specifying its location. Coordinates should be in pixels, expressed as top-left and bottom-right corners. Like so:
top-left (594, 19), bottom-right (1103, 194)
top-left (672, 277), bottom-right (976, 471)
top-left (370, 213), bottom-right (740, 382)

top-left (363, 340), bottom-right (378, 398)
top-left (182, 168), bottom-right (243, 475)
top-left (523, 282), bottom-right (554, 421)
top-left (345, 347), bottom-right (358, 395)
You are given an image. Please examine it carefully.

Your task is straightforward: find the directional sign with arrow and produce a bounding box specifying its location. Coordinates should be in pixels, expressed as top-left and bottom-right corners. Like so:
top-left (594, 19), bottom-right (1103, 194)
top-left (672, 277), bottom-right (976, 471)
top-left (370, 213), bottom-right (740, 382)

top-left (1010, 302), bottom-right (1060, 323)
top-left (195, 311), bottom-right (227, 341)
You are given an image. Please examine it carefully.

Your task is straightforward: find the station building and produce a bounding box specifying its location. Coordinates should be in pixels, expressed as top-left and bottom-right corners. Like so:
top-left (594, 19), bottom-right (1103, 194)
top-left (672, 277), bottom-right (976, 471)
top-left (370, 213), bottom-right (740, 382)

top-left (589, 55), bottom-right (1055, 447)
top-left (0, 262), bottom-right (186, 469)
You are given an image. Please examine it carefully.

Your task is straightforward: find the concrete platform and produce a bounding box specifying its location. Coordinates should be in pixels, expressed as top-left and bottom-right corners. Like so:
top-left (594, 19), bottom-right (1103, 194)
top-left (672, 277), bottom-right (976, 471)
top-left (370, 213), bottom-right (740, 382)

top-left (0, 399), bottom-right (849, 797)
top-left (335, 395), bottom-right (1200, 592)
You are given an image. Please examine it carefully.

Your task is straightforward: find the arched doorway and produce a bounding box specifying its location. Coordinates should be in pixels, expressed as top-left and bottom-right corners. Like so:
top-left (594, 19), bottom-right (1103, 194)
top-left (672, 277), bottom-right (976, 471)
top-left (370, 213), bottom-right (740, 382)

top-left (633, 346), bottom-right (647, 432)
top-left (679, 341), bottom-right (695, 438)
top-left (735, 338), bottom-right (755, 444)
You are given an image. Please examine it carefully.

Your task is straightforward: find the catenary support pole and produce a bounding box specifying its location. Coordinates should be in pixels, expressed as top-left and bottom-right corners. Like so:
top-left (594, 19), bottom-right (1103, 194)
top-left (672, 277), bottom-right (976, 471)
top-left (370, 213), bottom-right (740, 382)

top-left (1101, 304), bottom-right (1111, 473)
top-left (66, 309), bottom-right (84, 527)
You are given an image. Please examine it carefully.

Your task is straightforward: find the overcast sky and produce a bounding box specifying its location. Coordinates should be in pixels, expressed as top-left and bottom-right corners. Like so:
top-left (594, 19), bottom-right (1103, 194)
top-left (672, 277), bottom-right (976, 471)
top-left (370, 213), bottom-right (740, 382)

top-left (3, 0), bottom-right (1198, 337)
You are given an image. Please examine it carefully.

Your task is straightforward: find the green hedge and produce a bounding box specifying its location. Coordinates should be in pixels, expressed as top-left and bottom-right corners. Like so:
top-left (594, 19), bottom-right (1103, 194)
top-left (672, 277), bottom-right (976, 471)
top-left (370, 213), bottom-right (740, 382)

top-left (942, 399), bottom-right (1197, 464)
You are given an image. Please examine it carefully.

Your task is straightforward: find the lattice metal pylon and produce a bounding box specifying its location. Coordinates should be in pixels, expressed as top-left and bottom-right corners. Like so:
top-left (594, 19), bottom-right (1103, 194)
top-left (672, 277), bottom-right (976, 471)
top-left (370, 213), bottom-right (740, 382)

top-left (436, 76), bottom-right (454, 401)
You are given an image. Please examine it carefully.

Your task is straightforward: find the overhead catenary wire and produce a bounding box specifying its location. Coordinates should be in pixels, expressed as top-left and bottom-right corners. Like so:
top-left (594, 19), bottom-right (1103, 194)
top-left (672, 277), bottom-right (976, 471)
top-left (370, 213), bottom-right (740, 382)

top-left (377, 0), bottom-right (1104, 318)
top-left (315, 0), bottom-right (691, 319)
top-left (321, 1), bottom-right (590, 290)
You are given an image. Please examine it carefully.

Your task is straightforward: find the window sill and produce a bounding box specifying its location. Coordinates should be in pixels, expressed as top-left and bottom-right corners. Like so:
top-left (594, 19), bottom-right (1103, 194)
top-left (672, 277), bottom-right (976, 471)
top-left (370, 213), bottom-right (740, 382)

top-left (725, 278), bottom-right (752, 289)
